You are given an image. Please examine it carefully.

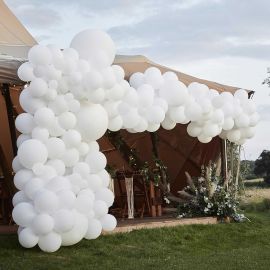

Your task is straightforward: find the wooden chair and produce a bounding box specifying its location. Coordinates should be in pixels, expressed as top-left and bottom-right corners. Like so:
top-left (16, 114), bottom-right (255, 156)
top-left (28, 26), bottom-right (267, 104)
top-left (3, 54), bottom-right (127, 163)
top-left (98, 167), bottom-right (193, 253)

top-left (115, 171), bottom-right (151, 218)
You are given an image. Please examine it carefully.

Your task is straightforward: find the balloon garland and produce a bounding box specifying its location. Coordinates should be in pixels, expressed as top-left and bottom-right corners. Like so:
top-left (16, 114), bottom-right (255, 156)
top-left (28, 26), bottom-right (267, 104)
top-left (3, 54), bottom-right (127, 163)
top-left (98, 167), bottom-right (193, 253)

top-left (13, 29), bottom-right (259, 252)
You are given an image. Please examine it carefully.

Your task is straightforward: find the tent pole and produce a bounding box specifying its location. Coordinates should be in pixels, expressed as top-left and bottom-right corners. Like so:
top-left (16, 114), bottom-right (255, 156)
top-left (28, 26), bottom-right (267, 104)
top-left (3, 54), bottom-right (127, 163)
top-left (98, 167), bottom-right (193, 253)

top-left (1, 83), bottom-right (17, 156)
top-left (221, 139), bottom-right (228, 182)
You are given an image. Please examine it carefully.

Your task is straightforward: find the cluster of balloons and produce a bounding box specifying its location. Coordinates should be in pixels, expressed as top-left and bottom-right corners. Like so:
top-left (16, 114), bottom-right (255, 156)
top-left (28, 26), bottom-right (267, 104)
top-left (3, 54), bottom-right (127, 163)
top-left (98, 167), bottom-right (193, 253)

top-left (13, 28), bottom-right (259, 252)
top-left (128, 70), bottom-right (259, 144)
top-left (13, 30), bottom-right (120, 253)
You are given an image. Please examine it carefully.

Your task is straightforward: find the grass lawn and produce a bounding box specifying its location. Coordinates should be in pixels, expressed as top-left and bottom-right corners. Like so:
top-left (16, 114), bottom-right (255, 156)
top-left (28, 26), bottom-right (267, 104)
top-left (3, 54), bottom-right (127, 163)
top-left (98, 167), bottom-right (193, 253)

top-left (1, 180), bottom-right (270, 270)
top-left (0, 210), bottom-right (270, 270)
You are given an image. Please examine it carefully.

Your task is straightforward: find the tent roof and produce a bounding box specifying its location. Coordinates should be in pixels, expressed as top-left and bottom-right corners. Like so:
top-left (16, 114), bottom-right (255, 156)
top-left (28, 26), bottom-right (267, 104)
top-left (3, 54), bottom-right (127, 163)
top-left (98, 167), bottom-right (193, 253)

top-left (0, 0), bottom-right (36, 58)
top-left (0, 0), bottom-right (36, 84)
top-left (114, 55), bottom-right (253, 94)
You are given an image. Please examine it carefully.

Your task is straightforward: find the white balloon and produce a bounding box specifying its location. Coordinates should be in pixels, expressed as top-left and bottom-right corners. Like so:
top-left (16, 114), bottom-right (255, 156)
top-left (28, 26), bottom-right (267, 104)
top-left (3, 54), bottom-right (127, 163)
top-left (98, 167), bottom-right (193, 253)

top-left (28, 45), bottom-right (52, 65)
top-left (57, 190), bottom-right (76, 209)
top-left (24, 177), bottom-right (44, 200)
top-left (85, 218), bottom-right (102, 240)
top-left (163, 71), bottom-right (178, 81)
top-left (146, 106), bottom-right (165, 124)
top-left (73, 162), bottom-right (90, 177)
top-left (95, 188), bottom-right (114, 207)
top-left (160, 80), bottom-right (188, 106)
top-left (53, 209), bottom-right (75, 233)
top-left (16, 134), bottom-right (31, 147)
top-left (38, 231), bottom-right (61, 253)
top-left (147, 123), bottom-right (160, 132)
top-left (29, 78), bottom-right (48, 97)
top-left (14, 169), bottom-right (34, 190)
top-left (31, 127), bottom-right (49, 143)
top-left (86, 174), bottom-right (103, 191)
top-left (227, 129), bottom-right (241, 142)
top-left (144, 67), bottom-right (164, 89)
top-left (12, 156), bottom-right (23, 173)
top-left (15, 113), bottom-right (35, 134)
top-left (18, 139), bottom-right (48, 169)
top-left (129, 72), bottom-right (145, 89)
top-left (77, 142), bottom-right (89, 156)
top-left (222, 117), bottom-right (234, 131)
top-left (61, 148), bottom-right (80, 167)
top-left (46, 159), bottom-right (65, 176)
top-left (70, 29), bottom-right (115, 68)
top-left (108, 115), bottom-right (123, 131)
top-left (32, 213), bottom-right (54, 235)
top-left (168, 106), bottom-right (185, 123)
top-left (34, 190), bottom-right (59, 214)
top-left (234, 89), bottom-right (248, 100)
top-left (46, 138), bottom-right (65, 159)
top-left (100, 214), bottom-right (117, 231)
top-left (49, 95), bottom-right (69, 115)
top-left (198, 135), bottom-right (212, 143)
top-left (98, 170), bottom-right (111, 187)
top-left (235, 114), bottom-right (250, 128)
top-left (19, 228), bottom-right (39, 248)
top-left (19, 88), bottom-right (46, 114)
top-left (187, 122), bottom-right (202, 137)
top-left (76, 103), bottom-right (108, 142)
top-left (62, 129), bottom-right (81, 147)
top-left (13, 191), bottom-right (29, 206)
top-left (85, 151), bottom-right (106, 173)
top-left (202, 123), bottom-right (220, 137)
top-left (93, 200), bottom-right (108, 218)
top-left (12, 202), bottom-right (36, 227)
top-left (61, 212), bottom-right (88, 246)
top-left (161, 116), bottom-right (176, 130)
top-left (58, 112), bottom-right (77, 130)
top-left (112, 65), bottom-right (125, 82)
top-left (34, 107), bottom-right (55, 128)
top-left (46, 176), bottom-right (71, 193)
top-left (18, 62), bottom-right (35, 81)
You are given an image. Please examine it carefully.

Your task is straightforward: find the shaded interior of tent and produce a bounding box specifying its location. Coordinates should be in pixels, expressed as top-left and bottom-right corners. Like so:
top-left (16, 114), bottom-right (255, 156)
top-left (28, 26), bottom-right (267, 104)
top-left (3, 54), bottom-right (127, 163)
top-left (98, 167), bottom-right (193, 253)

top-left (0, 0), bottom-right (254, 222)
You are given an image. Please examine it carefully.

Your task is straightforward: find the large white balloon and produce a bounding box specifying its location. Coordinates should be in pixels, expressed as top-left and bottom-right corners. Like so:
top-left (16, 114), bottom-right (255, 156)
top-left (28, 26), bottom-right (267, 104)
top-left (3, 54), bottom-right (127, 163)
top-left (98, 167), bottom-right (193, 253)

top-left (70, 29), bottom-right (115, 69)
top-left (76, 102), bottom-right (108, 142)
top-left (18, 139), bottom-right (48, 169)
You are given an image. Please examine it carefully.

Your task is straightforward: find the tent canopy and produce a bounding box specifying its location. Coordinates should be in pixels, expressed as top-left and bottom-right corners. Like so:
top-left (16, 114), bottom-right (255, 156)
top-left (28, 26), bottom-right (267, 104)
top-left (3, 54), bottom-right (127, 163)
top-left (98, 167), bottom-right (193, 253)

top-left (0, 0), bottom-right (36, 84)
top-left (115, 55), bottom-right (253, 94)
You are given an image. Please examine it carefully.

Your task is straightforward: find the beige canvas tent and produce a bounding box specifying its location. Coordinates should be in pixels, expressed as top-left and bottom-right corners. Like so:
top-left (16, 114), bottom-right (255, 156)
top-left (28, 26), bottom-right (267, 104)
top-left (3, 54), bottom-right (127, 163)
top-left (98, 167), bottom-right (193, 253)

top-left (0, 0), bottom-right (253, 220)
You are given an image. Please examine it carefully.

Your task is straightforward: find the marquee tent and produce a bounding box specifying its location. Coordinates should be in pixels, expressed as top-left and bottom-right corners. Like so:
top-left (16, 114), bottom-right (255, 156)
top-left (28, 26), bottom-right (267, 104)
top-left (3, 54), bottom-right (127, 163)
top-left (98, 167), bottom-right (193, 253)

top-left (0, 0), bottom-right (254, 220)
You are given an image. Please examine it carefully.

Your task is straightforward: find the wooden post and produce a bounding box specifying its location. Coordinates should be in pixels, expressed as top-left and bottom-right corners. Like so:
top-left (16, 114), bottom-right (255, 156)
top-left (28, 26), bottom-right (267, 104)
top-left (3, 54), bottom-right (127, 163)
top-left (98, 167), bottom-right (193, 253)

top-left (1, 83), bottom-right (17, 156)
top-left (149, 181), bottom-right (156, 217)
top-left (221, 139), bottom-right (228, 181)
top-left (155, 187), bottom-right (162, 216)
top-left (235, 146), bottom-right (241, 187)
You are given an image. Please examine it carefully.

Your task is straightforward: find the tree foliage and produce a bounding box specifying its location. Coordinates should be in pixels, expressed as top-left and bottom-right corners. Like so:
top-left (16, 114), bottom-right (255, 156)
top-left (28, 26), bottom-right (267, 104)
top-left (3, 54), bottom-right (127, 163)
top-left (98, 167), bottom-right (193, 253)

top-left (254, 150), bottom-right (270, 183)
top-left (240, 160), bottom-right (255, 180)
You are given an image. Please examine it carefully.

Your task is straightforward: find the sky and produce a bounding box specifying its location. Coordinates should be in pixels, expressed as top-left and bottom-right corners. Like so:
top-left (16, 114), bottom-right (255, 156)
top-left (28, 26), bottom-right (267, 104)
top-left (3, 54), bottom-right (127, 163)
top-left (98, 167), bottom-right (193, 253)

top-left (5, 0), bottom-right (270, 160)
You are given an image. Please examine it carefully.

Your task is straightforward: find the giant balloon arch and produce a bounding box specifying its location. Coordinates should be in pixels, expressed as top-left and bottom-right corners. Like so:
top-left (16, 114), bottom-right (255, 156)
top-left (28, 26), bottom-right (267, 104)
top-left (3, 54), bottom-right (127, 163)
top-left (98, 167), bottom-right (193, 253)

top-left (12, 29), bottom-right (259, 252)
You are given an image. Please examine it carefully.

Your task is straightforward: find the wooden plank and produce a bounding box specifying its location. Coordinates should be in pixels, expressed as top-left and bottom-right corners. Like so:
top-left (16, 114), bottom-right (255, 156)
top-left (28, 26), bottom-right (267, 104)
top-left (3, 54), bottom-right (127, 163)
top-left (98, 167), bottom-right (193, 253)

top-left (103, 217), bottom-right (218, 235)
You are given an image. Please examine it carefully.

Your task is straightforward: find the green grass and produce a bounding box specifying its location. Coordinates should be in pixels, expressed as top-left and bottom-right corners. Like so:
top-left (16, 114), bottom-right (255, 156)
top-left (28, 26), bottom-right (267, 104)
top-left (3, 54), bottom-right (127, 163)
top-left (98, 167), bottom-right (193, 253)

top-left (1, 210), bottom-right (270, 270)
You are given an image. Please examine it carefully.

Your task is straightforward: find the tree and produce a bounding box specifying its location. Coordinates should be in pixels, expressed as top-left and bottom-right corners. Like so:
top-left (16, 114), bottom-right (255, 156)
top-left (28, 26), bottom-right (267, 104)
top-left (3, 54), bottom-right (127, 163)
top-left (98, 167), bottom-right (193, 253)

top-left (240, 160), bottom-right (255, 180)
top-left (254, 150), bottom-right (270, 183)
top-left (263, 68), bottom-right (270, 87)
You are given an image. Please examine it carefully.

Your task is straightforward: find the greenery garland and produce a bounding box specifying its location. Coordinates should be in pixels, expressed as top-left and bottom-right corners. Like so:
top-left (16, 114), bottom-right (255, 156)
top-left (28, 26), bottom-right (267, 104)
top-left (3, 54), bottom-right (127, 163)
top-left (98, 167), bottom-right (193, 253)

top-left (105, 130), bottom-right (168, 186)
